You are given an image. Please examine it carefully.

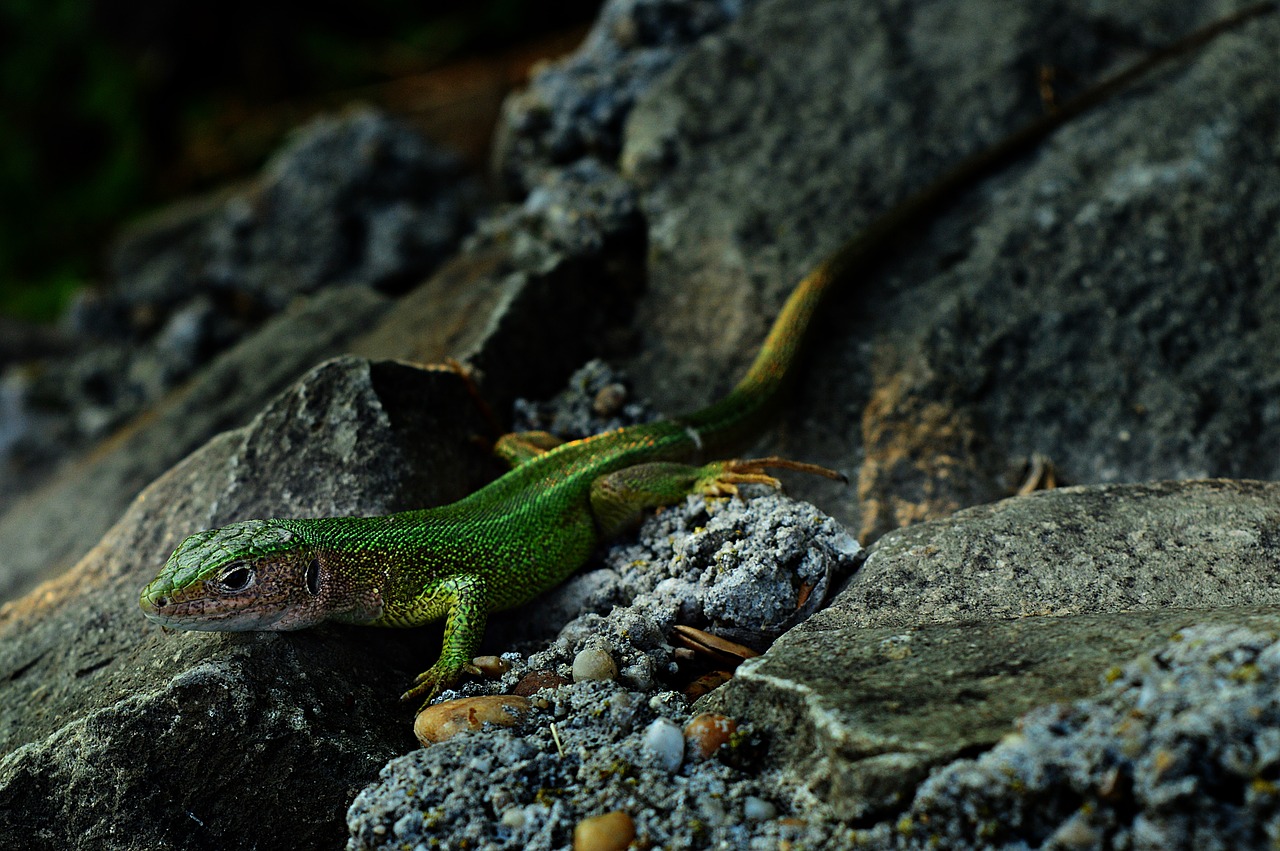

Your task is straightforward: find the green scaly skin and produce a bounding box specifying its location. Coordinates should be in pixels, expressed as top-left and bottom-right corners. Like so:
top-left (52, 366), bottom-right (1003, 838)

top-left (139, 4), bottom-right (1274, 707)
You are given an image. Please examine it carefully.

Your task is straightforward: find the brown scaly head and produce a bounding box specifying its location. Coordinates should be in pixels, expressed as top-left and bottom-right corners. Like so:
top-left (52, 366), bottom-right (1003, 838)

top-left (139, 519), bottom-right (382, 631)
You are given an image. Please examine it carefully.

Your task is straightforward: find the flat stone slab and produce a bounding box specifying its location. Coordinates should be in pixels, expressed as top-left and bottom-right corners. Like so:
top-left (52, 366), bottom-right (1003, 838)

top-left (844, 479), bottom-right (1280, 629)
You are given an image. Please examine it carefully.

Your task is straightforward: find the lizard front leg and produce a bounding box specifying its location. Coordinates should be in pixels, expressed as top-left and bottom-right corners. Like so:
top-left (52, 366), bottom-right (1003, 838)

top-left (400, 573), bottom-right (488, 708)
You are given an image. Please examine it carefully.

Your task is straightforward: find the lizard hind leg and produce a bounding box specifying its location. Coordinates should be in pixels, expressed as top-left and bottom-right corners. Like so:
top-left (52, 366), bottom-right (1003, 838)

top-left (698, 456), bottom-right (847, 497)
top-left (493, 430), bottom-right (566, 468)
top-left (589, 457), bottom-right (845, 539)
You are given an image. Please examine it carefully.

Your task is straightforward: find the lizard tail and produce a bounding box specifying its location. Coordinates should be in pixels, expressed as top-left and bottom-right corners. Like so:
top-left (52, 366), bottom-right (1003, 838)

top-left (678, 251), bottom-right (843, 449)
top-left (681, 0), bottom-right (1277, 452)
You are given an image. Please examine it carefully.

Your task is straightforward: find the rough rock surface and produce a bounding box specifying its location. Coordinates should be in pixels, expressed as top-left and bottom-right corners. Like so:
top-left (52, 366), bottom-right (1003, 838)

top-left (350, 157), bottom-right (646, 418)
top-left (611, 0), bottom-right (1280, 532)
top-left (0, 358), bottom-right (496, 850)
top-left (0, 107), bottom-right (479, 515)
top-left (843, 479), bottom-right (1280, 629)
top-left (704, 481), bottom-right (1280, 823)
top-left (856, 622), bottom-right (1280, 850)
top-left (494, 0), bottom-right (752, 194)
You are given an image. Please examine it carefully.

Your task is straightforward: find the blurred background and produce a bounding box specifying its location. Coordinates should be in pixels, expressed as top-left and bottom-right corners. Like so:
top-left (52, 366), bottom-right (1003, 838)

top-left (0, 0), bottom-right (602, 323)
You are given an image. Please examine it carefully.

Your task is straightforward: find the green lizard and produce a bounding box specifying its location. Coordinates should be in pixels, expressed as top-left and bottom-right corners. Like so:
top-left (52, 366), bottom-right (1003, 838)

top-left (139, 4), bottom-right (1275, 708)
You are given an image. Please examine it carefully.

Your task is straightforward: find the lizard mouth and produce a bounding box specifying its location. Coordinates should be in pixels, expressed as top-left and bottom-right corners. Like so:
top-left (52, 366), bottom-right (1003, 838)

top-left (140, 579), bottom-right (293, 630)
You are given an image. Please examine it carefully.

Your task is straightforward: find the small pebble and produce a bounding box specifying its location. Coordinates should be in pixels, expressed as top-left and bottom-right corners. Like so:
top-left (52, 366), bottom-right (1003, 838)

top-left (592, 382), bottom-right (628, 416)
top-left (743, 796), bottom-right (777, 821)
top-left (573, 810), bottom-right (635, 851)
top-left (514, 669), bottom-right (571, 696)
top-left (641, 717), bottom-right (685, 772)
top-left (413, 695), bottom-right (531, 746)
top-left (683, 670), bottom-right (733, 699)
top-left (471, 655), bottom-right (511, 677)
top-left (501, 807), bottom-right (527, 829)
top-left (1050, 812), bottom-right (1100, 848)
top-left (683, 713), bottom-right (737, 761)
top-left (572, 647), bottom-right (619, 682)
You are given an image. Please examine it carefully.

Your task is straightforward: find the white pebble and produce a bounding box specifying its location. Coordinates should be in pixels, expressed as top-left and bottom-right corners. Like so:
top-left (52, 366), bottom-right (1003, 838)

top-left (743, 796), bottom-right (777, 821)
top-left (641, 717), bottom-right (685, 772)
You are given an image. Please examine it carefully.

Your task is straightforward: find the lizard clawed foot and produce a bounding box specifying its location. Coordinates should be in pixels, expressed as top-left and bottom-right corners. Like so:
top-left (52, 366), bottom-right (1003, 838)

top-left (697, 456), bottom-right (847, 497)
top-left (401, 660), bottom-right (484, 709)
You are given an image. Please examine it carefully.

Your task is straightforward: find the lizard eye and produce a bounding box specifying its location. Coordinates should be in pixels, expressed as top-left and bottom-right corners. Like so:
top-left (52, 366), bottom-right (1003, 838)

top-left (219, 565), bottom-right (254, 593)
top-left (305, 557), bottom-right (321, 596)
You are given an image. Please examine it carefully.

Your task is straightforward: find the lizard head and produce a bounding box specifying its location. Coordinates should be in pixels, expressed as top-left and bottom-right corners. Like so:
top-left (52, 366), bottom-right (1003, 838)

top-left (140, 520), bottom-right (337, 631)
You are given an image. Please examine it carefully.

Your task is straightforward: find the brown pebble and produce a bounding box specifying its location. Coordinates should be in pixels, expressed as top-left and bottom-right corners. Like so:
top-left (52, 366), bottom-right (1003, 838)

top-left (413, 695), bottom-right (531, 746)
top-left (573, 810), bottom-right (635, 851)
top-left (683, 713), bottom-right (738, 761)
top-left (513, 670), bottom-right (571, 696)
top-left (592, 383), bottom-right (629, 416)
top-left (471, 655), bottom-right (511, 677)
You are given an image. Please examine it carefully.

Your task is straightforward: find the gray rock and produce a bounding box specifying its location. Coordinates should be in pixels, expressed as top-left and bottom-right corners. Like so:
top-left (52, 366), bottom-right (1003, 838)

top-left (0, 286), bottom-right (392, 604)
top-left (0, 107), bottom-right (479, 514)
top-left (111, 106), bottom-right (478, 315)
top-left (855, 622), bottom-right (1280, 850)
top-left (493, 0), bottom-right (752, 194)
top-left (615, 0), bottom-right (1280, 531)
top-left (351, 157), bottom-right (647, 417)
top-left (703, 480), bottom-right (1280, 821)
top-left (842, 479), bottom-right (1280, 629)
top-left (0, 357), bottom-right (496, 851)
